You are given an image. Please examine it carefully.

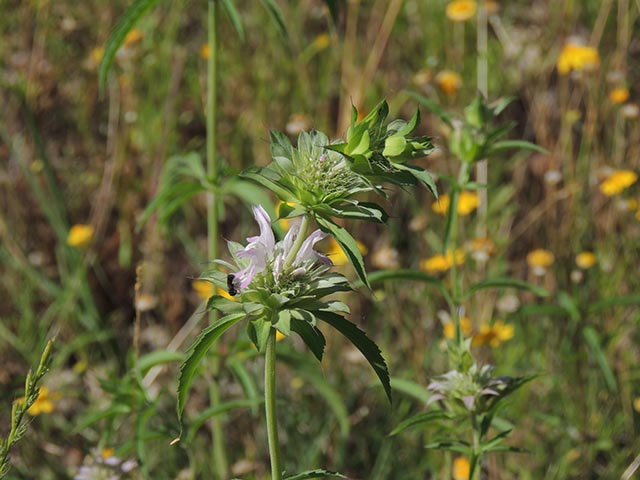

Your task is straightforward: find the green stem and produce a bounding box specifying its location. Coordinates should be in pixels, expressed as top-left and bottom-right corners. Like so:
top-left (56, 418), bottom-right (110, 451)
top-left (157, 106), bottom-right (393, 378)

top-left (283, 214), bottom-right (310, 269)
top-left (206, 1), bottom-right (227, 478)
top-left (265, 329), bottom-right (282, 480)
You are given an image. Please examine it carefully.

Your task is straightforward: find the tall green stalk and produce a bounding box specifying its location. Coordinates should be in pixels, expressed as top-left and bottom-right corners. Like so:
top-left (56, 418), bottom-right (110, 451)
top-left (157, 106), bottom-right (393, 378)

top-left (206, 1), bottom-right (228, 478)
top-left (264, 329), bottom-right (282, 480)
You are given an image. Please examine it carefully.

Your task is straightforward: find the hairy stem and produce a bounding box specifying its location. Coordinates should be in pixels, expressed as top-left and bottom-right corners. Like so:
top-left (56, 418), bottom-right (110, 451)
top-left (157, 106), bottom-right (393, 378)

top-left (206, 1), bottom-right (227, 478)
top-left (265, 329), bottom-right (282, 480)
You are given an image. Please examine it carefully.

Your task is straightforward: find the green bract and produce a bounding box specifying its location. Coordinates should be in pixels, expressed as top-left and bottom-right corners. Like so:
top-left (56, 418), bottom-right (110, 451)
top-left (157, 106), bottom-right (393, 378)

top-left (328, 100), bottom-right (437, 196)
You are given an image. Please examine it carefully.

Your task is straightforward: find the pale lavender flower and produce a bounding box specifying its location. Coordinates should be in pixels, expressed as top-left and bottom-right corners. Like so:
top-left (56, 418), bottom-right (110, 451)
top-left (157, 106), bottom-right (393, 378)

top-left (229, 205), bottom-right (331, 294)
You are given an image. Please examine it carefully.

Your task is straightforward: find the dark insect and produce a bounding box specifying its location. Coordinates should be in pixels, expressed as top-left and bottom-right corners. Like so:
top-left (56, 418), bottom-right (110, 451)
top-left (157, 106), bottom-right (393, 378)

top-left (227, 274), bottom-right (238, 296)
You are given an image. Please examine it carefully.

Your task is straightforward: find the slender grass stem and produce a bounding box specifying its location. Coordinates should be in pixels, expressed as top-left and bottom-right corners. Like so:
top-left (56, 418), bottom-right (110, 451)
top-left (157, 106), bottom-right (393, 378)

top-left (265, 329), bottom-right (282, 480)
top-left (206, 1), bottom-right (227, 478)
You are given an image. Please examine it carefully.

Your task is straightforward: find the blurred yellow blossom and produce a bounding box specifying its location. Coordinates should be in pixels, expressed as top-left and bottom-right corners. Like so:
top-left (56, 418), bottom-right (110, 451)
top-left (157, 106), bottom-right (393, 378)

top-left (473, 320), bottom-right (514, 347)
top-left (21, 387), bottom-right (56, 416)
top-left (527, 248), bottom-right (554, 276)
top-left (452, 456), bottom-right (471, 480)
top-left (124, 28), bottom-right (143, 46)
top-left (313, 33), bottom-right (331, 50)
top-left (436, 70), bottom-right (462, 96)
top-left (200, 44), bottom-right (210, 60)
top-left (432, 191), bottom-right (479, 216)
top-left (633, 397), bottom-right (640, 413)
top-left (557, 43), bottom-right (600, 75)
top-left (446, 1), bottom-right (477, 22)
top-left (325, 238), bottom-right (367, 266)
top-left (609, 87), bottom-right (630, 105)
top-left (600, 169), bottom-right (637, 196)
top-left (101, 448), bottom-right (116, 460)
top-left (67, 224), bottom-right (94, 248)
top-left (420, 249), bottom-right (465, 274)
top-left (276, 331), bottom-right (286, 342)
top-left (469, 237), bottom-right (496, 262)
top-left (575, 252), bottom-right (597, 270)
top-left (443, 316), bottom-right (473, 339)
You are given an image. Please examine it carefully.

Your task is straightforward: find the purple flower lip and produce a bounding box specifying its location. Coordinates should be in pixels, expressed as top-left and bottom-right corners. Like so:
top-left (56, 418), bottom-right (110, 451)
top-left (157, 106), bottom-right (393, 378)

top-left (230, 205), bottom-right (330, 293)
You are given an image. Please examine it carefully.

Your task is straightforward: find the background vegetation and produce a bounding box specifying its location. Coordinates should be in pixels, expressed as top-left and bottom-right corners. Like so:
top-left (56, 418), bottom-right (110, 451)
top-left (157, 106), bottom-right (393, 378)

top-left (1, 0), bottom-right (639, 478)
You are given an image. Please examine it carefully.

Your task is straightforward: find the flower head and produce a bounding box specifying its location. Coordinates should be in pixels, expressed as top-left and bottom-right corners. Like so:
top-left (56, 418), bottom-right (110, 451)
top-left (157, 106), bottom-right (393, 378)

top-left (557, 42), bottom-right (600, 75)
top-left (420, 249), bottom-right (465, 274)
top-left (453, 457), bottom-right (471, 480)
top-left (600, 169), bottom-right (637, 196)
top-left (446, 0), bottom-right (477, 22)
top-left (436, 70), bottom-right (463, 96)
top-left (472, 320), bottom-right (514, 347)
top-left (67, 224), bottom-right (94, 248)
top-left (575, 251), bottom-right (597, 270)
top-left (432, 191), bottom-right (479, 216)
top-left (227, 206), bottom-right (330, 295)
top-left (609, 87), bottom-right (630, 105)
top-left (526, 248), bottom-right (554, 276)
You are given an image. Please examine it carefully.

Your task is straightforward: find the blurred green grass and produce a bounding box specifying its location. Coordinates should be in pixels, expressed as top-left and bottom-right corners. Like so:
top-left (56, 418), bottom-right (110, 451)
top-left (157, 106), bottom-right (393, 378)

top-left (1, 0), bottom-right (640, 478)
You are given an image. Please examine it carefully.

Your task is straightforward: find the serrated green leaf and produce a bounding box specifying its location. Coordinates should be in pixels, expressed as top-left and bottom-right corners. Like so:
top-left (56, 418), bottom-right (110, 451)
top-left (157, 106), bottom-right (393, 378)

top-left (315, 216), bottom-right (369, 288)
top-left (99, 0), bottom-right (161, 92)
top-left (462, 277), bottom-right (548, 300)
top-left (241, 169), bottom-right (297, 202)
top-left (220, 0), bottom-right (245, 40)
top-left (207, 295), bottom-right (244, 314)
top-left (315, 310), bottom-right (391, 402)
top-left (388, 410), bottom-right (448, 436)
top-left (177, 313), bottom-right (246, 431)
top-left (285, 469), bottom-right (347, 479)
top-left (275, 310), bottom-right (292, 336)
top-left (393, 163), bottom-right (438, 197)
top-left (291, 318), bottom-right (325, 361)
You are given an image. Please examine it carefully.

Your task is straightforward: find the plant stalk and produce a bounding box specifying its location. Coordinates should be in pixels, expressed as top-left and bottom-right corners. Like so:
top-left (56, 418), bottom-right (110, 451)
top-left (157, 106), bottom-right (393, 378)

top-left (206, 1), bottom-right (227, 478)
top-left (265, 329), bottom-right (282, 480)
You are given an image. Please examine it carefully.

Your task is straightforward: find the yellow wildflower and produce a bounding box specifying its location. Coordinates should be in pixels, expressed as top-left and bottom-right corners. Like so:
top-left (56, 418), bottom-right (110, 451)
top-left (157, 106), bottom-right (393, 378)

top-left (473, 320), bottom-right (514, 347)
top-left (443, 316), bottom-right (473, 339)
top-left (324, 238), bottom-right (367, 266)
top-left (575, 252), bottom-right (597, 270)
top-left (436, 70), bottom-right (462, 96)
top-left (452, 456), bottom-right (471, 480)
top-left (432, 191), bottom-right (479, 216)
top-left (633, 397), bottom-right (640, 413)
top-left (469, 237), bottom-right (496, 262)
top-left (557, 43), bottom-right (600, 75)
top-left (526, 248), bottom-right (554, 274)
top-left (600, 169), bottom-right (637, 196)
top-left (276, 331), bottom-right (286, 342)
top-left (313, 33), bottom-right (331, 50)
top-left (101, 448), bottom-right (116, 460)
top-left (25, 387), bottom-right (55, 416)
top-left (200, 44), bottom-right (210, 60)
top-left (67, 224), bottom-right (94, 248)
top-left (609, 87), bottom-right (630, 105)
top-left (420, 249), bottom-right (465, 274)
top-left (446, 1), bottom-right (477, 22)
top-left (124, 28), bottom-right (143, 46)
